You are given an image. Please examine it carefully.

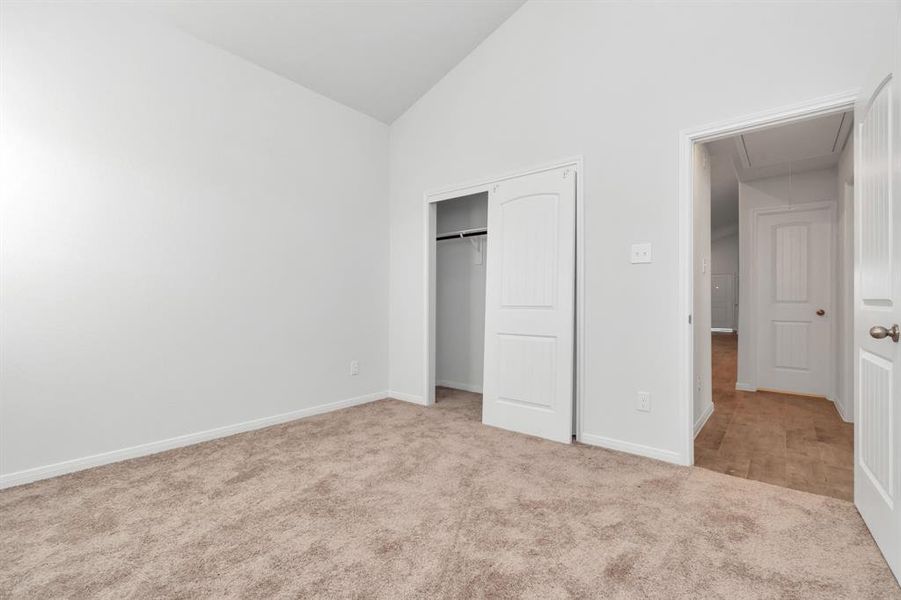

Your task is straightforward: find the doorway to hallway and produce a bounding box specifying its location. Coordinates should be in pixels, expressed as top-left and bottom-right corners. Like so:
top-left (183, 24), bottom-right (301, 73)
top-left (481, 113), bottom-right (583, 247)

top-left (690, 104), bottom-right (856, 502)
top-left (695, 332), bottom-right (853, 500)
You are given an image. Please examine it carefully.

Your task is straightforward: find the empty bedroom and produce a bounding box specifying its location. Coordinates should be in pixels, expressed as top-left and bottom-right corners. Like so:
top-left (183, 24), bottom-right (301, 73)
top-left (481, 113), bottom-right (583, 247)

top-left (2, 1), bottom-right (900, 597)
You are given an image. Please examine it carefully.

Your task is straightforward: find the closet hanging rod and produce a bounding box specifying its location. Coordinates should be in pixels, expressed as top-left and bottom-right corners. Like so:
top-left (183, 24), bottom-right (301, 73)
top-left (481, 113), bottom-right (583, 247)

top-left (436, 227), bottom-right (487, 241)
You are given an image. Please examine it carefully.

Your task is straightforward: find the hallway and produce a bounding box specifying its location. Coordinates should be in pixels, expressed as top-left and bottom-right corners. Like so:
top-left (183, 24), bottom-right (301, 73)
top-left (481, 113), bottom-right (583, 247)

top-left (695, 333), bottom-right (854, 500)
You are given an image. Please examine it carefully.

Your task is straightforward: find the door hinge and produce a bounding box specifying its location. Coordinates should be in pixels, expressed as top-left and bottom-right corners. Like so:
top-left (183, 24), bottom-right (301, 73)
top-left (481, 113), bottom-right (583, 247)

top-left (688, 314), bottom-right (692, 324)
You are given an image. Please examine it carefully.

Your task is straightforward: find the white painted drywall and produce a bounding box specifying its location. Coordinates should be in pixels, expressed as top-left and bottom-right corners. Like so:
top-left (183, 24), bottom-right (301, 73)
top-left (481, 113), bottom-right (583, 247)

top-left (387, 1), bottom-right (893, 461)
top-left (736, 169), bottom-right (838, 391)
top-left (436, 194), bottom-right (488, 392)
top-left (835, 136), bottom-right (854, 421)
top-left (437, 192), bottom-right (489, 235)
top-left (692, 145), bottom-right (713, 432)
top-left (711, 230), bottom-right (739, 280)
top-left (0, 3), bottom-right (389, 477)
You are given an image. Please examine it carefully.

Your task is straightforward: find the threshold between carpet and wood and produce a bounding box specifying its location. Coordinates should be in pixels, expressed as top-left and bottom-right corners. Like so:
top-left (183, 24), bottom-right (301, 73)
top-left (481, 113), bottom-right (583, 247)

top-left (1, 387), bottom-right (898, 598)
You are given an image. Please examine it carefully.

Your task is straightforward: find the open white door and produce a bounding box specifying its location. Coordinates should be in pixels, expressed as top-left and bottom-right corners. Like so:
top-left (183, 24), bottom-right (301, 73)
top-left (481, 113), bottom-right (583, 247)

top-left (854, 9), bottom-right (901, 582)
top-left (482, 166), bottom-right (575, 444)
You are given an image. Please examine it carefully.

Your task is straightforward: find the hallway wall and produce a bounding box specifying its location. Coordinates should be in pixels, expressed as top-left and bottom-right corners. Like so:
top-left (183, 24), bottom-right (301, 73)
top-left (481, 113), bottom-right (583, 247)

top-left (834, 137), bottom-right (855, 420)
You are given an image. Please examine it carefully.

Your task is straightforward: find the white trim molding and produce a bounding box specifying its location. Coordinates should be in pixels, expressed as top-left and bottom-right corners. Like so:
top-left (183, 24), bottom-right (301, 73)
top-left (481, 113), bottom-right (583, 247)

top-left (678, 89), bottom-right (857, 467)
top-left (735, 382), bottom-right (757, 392)
top-left (833, 396), bottom-right (853, 423)
top-left (694, 403), bottom-right (715, 438)
top-left (0, 391), bottom-right (387, 490)
top-left (581, 433), bottom-right (683, 465)
top-left (387, 390), bottom-right (427, 405)
top-left (435, 380), bottom-right (483, 394)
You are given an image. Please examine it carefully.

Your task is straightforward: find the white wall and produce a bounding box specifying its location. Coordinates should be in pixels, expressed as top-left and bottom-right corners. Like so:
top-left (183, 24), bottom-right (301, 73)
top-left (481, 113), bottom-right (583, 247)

top-left (0, 3), bottom-right (389, 478)
top-left (736, 169), bottom-right (838, 390)
top-left (711, 230), bottom-right (739, 280)
top-left (387, 1), bottom-right (894, 462)
top-left (436, 194), bottom-right (488, 392)
top-left (437, 192), bottom-right (489, 235)
top-left (835, 137), bottom-right (855, 421)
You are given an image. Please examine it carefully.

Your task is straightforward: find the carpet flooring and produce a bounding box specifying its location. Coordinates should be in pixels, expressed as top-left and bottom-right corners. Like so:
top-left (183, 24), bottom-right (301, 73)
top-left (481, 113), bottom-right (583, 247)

top-left (1, 388), bottom-right (899, 599)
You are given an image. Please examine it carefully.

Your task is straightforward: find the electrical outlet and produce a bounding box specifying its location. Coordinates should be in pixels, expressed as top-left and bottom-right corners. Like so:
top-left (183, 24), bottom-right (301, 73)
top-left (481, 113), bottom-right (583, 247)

top-left (637, 391), bottom-right (651, 412)
top-left (630, 243), bottom-right (652, 264)
top-left (350, 360), bottom-right (359, 376)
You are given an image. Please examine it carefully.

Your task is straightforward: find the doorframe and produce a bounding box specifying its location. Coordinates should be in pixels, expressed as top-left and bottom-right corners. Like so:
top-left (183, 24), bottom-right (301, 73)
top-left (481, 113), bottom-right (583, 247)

top-left (837, 181), bottom-right (855, 422)
top-left (678, 91), bottom-right (856, 465)
top-left (422, 156), bottom-right (584, 438)
top-left (748, 201), bottom-right (837, 396)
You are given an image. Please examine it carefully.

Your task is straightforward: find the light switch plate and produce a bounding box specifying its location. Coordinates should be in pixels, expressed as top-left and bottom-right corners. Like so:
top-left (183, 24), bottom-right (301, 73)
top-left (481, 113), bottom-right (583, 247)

top-left (631, 243), bottom-right (652, 264)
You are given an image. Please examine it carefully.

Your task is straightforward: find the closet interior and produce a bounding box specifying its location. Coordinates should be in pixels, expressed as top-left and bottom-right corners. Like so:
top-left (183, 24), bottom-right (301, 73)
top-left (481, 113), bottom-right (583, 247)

top-left (435, 192), bottom-right (488, 400)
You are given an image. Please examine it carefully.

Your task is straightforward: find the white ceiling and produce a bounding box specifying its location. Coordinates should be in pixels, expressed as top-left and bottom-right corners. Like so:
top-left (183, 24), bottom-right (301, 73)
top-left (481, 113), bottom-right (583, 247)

top-left (138, 0), bottom-right (525, 123)
top-left (742, 113), bottom-right (847, 167)
top-left (736, 111), bottom-right (852, 181)
top-left (706, 110), bottom-right (852, 232)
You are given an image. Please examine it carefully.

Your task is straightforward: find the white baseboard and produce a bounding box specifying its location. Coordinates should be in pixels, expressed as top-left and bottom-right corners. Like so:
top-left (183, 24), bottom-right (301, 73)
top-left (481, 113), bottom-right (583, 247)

top-left (833, 397), bottom-right (853, 423)
top-left (735, 382), bottom-right (757, 392)
top-left (0, 391), bottom-right (387, 490)
top-left (694, 402), bottom-right (714, 438)
top-left (436, 380), bottom-right (483, 394)
top-left (711, 328), bottom-right (735, 333)
top-left (387, 390), bottom-right (427, 405)
top-left (580, 433), bottom-right (683, 465)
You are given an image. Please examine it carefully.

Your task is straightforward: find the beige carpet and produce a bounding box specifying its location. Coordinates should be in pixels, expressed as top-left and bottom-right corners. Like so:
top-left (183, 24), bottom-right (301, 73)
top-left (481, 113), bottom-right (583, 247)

top-left (1, 388), bottom-right (899, 599)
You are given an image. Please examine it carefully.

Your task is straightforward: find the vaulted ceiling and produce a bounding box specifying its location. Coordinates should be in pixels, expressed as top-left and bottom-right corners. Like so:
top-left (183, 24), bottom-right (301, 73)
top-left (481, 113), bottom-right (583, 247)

top-left (139, 0), bottom-right (525, 123)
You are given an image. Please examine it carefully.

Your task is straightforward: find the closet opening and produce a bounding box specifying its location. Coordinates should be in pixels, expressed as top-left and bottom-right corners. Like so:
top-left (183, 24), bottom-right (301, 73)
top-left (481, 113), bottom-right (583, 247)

top-left (423, 158), bottom-right (582, 444)
top-left (433, 192), bottom-right (488, 418)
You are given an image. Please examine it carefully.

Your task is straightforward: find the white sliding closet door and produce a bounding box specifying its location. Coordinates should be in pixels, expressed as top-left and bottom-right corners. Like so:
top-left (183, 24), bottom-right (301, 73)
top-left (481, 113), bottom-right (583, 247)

top-left (481, 166), bottom-right (576, 444)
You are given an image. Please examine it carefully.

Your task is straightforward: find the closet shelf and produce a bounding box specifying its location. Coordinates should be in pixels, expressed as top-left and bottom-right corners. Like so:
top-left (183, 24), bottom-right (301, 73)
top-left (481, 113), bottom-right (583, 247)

top-left (436, 227), bottom-right (487, 241)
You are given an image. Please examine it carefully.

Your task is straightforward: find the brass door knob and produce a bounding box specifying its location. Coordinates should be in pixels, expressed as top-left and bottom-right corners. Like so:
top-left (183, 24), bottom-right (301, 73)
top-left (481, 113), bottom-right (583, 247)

top-left (816, 309), bottom-right (825, 316)
top-left (870, 324), bottom-right (900, 343)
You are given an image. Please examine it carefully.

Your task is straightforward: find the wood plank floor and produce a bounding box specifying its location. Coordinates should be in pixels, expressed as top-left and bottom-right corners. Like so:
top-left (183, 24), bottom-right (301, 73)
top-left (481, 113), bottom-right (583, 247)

top-left (695, 333), bottom-right (854, 500)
